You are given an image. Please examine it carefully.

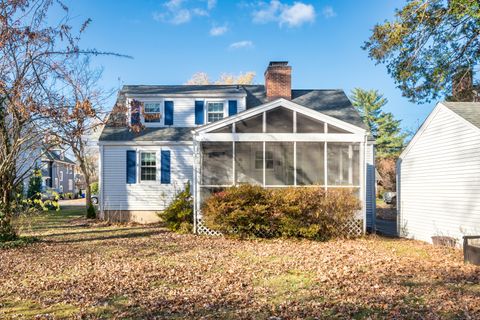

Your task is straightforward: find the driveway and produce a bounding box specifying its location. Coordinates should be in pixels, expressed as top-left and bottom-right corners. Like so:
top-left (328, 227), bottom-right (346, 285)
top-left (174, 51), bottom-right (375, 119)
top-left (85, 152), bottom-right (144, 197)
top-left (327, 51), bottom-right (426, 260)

top-left (59, 198), bottom-right (86, 207)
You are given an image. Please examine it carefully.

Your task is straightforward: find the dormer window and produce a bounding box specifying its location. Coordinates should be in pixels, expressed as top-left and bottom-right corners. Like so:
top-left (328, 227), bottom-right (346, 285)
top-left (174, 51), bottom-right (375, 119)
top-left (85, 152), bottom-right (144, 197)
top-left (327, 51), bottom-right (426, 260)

top-left (206, 101), bottom-right (224, 123)
top-left (144, 103), bottom-right (161, 123)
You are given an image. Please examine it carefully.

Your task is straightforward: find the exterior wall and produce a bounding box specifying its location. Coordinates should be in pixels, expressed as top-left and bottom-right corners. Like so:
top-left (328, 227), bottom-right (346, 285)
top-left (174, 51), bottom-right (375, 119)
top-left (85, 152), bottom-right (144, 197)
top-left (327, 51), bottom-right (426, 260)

top-left (129, 96), bottom-right (247, 128)
top-left (103, 210), bottom-right (160, 224)
top-left (101, 143), bottom-right (194, 222)
top-left (398, 106), bottom-right (480, 245)
top-left (51, 162), bottom-right (75, 193)
top-left (365, 142), bottom-right (376, 231)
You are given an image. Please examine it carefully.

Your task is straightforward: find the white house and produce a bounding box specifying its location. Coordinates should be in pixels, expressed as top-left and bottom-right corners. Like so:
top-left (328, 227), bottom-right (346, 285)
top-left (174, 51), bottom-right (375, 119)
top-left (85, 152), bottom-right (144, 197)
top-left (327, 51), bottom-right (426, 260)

top-left (98, 62), bottom-right (376, 233)
top-left (397, 102), bottom-right (480, 245)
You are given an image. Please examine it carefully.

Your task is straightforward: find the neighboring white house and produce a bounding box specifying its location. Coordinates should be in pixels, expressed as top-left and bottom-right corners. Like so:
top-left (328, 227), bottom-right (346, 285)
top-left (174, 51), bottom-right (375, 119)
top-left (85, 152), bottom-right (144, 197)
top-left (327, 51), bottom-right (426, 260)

top-left (397, 102), bottom-right (480, 245)
top-left (98, 61), bottom-right (376, 232)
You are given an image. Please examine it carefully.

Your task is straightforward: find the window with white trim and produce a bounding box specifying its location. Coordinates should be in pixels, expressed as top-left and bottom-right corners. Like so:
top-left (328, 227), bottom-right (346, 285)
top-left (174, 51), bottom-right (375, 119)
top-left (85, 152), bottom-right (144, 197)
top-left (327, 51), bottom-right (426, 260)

top-left (206, 101), bottom-right (224, 123)
top-left (68, 179), bottom-right (73, 191)
top-left (140, 152), bottom-right (157, 181)
top-left (60, 171), bottom-right (63, 181)
top-left (144, 103), bottom-right (161, 123)
top-left (254, 150), bottom-right (274, 170)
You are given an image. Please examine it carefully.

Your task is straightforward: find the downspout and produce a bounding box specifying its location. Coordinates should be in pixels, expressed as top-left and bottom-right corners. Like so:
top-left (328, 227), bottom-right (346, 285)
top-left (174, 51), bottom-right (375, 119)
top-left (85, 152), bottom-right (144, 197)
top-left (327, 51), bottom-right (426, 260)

top-left (363, 134), bottom-right (368, 234)
top-left (192, 133), bottom-right (198, 234)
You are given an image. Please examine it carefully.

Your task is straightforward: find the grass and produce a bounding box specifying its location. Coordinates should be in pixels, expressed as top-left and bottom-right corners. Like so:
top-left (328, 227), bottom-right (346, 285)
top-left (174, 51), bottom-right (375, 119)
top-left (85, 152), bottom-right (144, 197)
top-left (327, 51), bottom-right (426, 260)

top-left (0, 206), bottom-right (478, 319)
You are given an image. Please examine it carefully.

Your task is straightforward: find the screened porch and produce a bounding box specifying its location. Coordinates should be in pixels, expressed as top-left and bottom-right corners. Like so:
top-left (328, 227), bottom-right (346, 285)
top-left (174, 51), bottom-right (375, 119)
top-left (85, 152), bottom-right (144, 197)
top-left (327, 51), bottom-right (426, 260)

top-left (192, 102), bottom-right (368, 233)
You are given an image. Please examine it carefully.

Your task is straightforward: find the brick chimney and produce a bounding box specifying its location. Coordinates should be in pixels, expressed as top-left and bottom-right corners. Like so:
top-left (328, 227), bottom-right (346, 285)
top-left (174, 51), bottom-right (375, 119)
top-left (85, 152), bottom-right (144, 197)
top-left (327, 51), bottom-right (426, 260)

top-left (265, 61), bottom-right (292, 100)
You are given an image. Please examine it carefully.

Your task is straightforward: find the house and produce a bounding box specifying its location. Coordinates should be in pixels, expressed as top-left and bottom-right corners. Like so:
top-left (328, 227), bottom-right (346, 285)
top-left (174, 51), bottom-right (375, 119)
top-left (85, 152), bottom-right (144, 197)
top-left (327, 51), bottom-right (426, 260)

top-left (40, 148), bottom-right (76, 195)
top-left (397, 102), bottom-right (480, 245)
top-left (98, 61), bottom-right (376, 233)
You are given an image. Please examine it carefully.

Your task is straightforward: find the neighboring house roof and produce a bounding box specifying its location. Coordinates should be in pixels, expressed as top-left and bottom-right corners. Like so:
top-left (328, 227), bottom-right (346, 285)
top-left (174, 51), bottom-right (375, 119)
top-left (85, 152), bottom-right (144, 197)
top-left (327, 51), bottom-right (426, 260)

top-left (441, 102), bottom-right (480, 129)
top-left (43, 150), bottom-right (76, 165)
top-left (99, 85), bottom-right (366, 142)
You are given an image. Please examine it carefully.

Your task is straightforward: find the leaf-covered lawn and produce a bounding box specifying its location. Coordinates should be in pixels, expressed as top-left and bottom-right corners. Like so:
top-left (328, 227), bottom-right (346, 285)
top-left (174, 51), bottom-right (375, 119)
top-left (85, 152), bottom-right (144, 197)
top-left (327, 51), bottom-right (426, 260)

top-left (1, 207), bottom-right (478, 319)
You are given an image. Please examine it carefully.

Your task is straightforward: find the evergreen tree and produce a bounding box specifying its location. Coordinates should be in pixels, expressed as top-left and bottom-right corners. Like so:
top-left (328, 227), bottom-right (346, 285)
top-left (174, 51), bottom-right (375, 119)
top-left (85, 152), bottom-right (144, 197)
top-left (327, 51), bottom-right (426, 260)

top-left (27, 167), bottom-right (43, 200)
top-left (351, 88), bottom-right (406, 157)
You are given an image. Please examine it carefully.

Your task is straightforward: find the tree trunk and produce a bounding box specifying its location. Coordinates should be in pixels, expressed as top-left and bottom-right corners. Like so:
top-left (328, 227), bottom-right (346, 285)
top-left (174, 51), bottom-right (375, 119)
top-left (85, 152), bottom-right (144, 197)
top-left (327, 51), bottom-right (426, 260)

top-left (0, 178), bottom-right (17, 241)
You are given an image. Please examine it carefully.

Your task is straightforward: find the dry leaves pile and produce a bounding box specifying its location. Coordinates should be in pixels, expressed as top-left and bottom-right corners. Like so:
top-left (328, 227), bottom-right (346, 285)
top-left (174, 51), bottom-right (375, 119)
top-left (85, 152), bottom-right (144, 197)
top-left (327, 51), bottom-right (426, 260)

top-left (0, 208), bottom-right (478, 319)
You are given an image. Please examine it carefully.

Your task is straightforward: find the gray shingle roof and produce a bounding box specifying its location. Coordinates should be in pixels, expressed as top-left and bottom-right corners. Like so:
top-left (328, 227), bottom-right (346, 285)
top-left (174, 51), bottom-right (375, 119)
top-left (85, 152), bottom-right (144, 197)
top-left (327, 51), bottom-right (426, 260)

top-left (43, 150), bottom-right (76, 165)
top-left (100, 127), bottom-right (192, 142)
top-left (99, 85), bottom-right (366, 141)
top-left (442, 102), bottom-right (480, 129)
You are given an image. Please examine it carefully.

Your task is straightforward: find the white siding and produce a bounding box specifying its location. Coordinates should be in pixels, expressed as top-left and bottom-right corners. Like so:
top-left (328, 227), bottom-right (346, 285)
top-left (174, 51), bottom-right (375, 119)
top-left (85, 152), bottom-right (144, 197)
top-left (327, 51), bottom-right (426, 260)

top-left (398, 106), bottom-right (480, 244)
top-left (366, 142), bottom-right (376, 231)
top-left (130, 96), bottom-right (247, 128)
top-left (102, 144), bottom-right (193, 211)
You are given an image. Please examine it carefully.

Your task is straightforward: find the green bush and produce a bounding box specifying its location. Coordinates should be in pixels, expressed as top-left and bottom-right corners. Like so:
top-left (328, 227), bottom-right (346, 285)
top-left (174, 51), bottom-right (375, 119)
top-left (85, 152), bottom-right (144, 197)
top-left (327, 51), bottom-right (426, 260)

top-left (202, 185), bottom-right (361, 240)
top-left (159, 182), bottom-right (193, 233)
top-left (86, 203), bottom-right (96, 219)
top-left (27, 168), bottom-right (42, 200)
top-left (90, 182), bottom-right (99, 195)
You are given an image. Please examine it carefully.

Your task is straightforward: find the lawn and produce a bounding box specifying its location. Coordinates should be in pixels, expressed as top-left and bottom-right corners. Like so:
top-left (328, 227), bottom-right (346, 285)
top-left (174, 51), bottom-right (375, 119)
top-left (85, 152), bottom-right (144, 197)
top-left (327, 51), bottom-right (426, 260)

top-left (0, 207), bottom-right (478, 319)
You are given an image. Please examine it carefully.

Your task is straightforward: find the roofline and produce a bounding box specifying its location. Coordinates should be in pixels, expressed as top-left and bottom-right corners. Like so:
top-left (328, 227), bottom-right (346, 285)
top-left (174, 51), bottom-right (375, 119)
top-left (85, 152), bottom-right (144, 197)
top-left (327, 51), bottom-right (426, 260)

top-left (440, 102), bottom-right (480, 133)
top-left (192, 98), bottom-right (367, 135)
top-left (399, 102), bottom-right (480, 161)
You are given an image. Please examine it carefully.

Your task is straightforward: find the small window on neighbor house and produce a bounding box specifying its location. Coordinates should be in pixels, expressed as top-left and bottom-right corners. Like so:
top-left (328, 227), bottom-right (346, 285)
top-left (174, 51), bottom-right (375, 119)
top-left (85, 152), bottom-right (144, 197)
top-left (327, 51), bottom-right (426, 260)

top-left (207, 102), bottom-right (224, 123)
top-left (60, 171), bottom-right (63, 181)
top-left (68, 179), bottom-right (73, 191)
top-left (140, 152), bottom-right (157, 181)
top-left (144, 103), bottom-right (161, 123)
top-left (55, 178), bottom-right (58, 188)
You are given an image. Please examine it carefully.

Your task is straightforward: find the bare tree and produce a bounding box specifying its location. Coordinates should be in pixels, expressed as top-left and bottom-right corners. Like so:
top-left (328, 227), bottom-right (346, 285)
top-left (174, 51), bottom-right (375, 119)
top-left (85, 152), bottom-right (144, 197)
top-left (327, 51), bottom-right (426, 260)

top-left (50, 58), bottom-right (112, 218)
top-left (185, 72), bottom-right (256, 85)
top-left (0, 0), bottom-right (120, 239)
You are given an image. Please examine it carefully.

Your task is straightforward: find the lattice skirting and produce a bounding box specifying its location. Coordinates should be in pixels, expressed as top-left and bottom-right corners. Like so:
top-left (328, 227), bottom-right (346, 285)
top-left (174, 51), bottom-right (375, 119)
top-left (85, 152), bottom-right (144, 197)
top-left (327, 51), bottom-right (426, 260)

top-left (196, 218), bottom-right (364, 238)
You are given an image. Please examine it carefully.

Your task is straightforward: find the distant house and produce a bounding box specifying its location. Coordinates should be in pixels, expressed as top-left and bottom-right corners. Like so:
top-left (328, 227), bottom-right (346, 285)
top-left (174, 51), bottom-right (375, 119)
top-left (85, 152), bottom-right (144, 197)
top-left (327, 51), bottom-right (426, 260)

top-left (41, 148), bottom-right (76, 194)
top-left (98, 61), bottom-right (377, 232)
top-left (397, 102), bottom-right (480, 245)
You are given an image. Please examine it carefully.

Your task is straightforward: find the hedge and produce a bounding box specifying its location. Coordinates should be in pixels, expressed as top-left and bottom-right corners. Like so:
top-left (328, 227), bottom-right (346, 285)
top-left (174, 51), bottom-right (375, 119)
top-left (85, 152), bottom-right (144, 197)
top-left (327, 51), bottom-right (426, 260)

top-left (202, 185), bottom-right (361, 241)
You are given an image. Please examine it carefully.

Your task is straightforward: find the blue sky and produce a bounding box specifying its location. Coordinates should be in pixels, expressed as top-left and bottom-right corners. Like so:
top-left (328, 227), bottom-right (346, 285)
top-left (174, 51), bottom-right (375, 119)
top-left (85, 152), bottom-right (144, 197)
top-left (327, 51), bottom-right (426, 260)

top-left (60, 0), bottom-right (437, 132)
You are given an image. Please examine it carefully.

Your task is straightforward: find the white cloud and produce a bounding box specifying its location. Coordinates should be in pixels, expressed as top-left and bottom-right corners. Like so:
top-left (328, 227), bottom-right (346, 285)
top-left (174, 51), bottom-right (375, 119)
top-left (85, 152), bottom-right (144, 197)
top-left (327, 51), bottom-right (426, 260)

top-left (322, 5), bottom-right (336, 18)
top-left (210, 25), bottom-right (228, 36)
top-left (229, 40), bottom-right (254, 50)
top-left (207, 0), bottom-right (217, 10)
top-left (153, 0), bottom-right (214, 25)
top-left (252, 1), bottom-right (316, 27)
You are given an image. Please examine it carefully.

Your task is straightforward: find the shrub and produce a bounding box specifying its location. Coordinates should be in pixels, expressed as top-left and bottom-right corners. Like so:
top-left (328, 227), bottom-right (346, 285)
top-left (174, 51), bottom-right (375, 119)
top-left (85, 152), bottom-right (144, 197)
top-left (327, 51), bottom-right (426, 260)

top-left (27, 168), bottom-right (42, 200)
top-left (90, 182), bottom-right (99, 195)
top-left (86, 203), bottom-right (96, 219)
top-left (159, 182), bottom-right (193, 233)
top-left (202, 185), bottom-right (361, 240)
top-left (202, 185), bottom-right (277, 237)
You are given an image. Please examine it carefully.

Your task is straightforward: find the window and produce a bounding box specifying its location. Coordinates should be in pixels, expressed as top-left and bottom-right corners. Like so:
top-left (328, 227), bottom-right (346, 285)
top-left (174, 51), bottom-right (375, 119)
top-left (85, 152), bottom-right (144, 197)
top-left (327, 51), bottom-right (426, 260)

top-left (144, 103), bottom-right (161, 123)
top-left (207, 102), bottom-right (224, 123)
top-left (54, 178), bottom-right (58, 188)
top-left (68, 179), bottom-right (73, 191)
top-left (140, 152), bottom-right (157, 181)
top-left (254, 150), bottom-right (273, 170)
top-left (60, 171), bottom-right (63, 181)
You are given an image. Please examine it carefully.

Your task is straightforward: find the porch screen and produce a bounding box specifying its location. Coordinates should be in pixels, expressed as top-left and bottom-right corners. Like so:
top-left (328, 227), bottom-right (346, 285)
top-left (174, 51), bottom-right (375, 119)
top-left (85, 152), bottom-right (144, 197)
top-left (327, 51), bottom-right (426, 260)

top-left (296, 113), bottom-right (325, 133)
top-left (266, 107), bottom-right (293, 133)
top-left (296, 142), bottom-right (324, 185)
top-left (327, 142), bottom-right (360, 186)
top-left (235, 142), bottom-right (263, 185)
top-left (235, 114), bottom-right (263, 133)
top-left (201, 142), bottom-right (233, 185)
top-left (265, 142), bottom-right (294, 185)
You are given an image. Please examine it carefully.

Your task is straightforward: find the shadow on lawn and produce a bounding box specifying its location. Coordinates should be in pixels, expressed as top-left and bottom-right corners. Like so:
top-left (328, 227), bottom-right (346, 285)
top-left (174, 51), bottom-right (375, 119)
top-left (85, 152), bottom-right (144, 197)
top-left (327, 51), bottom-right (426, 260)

top-left (48, 229), bottom-right (168, 244)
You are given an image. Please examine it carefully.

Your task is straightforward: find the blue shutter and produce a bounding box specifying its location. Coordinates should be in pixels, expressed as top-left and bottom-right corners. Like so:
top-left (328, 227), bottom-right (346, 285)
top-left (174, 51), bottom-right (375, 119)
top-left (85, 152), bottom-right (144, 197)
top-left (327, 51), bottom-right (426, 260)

top-left (126, 151), bottom-right (136, 184)
top-left (161, 150), bottom-right (171, 184)
top-left (228, 100), bottom-right (238, 116)
top-left (195, 100), bottom-right (204, 125)
top-left (164, 101), bottom-right (174, 125)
